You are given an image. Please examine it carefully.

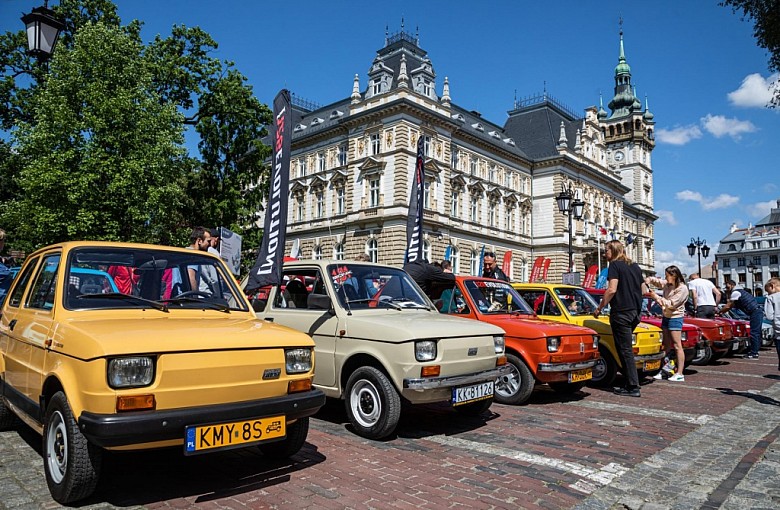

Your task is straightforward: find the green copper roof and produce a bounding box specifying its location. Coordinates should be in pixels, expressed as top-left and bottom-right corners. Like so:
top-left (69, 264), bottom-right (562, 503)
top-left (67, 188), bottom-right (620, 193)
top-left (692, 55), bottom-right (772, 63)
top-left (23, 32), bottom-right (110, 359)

top-left (614, 31), bottom-right (631, 75)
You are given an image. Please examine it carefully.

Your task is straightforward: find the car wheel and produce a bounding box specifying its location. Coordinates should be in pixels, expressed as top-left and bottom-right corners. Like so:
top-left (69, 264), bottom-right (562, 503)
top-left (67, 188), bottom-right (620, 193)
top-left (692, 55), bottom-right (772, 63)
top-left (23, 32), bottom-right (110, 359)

top-left (43, 391), bottom-right (102, 504)
top-left (590, 347), bottom-right (617, 387)
top-left (710, 350), bottom-right (727, 362)
top-left (345, 366), bottom-right (401, 440)
top-left (453, 398), bottom-right (493, 416)
top-left (691, 344), bottom-right (713, 366)
top-left (494, 353), bottom-right (535, 405)
top-left (258, 417), bottom-right (309, 459)
top-left (548, 381), bottom-right (586, 394)
top-left (0, 396), bottom-right (18, 430)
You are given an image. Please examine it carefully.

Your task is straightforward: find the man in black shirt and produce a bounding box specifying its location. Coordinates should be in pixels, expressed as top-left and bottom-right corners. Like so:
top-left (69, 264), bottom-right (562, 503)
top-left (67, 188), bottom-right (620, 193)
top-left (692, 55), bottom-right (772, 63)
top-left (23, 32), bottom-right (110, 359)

top-left (483, 251), bottom-right (509, 282)
top-left (594, 240), bottom-right (646, 397)
top-left (404, 259), bottom-right (455, 296)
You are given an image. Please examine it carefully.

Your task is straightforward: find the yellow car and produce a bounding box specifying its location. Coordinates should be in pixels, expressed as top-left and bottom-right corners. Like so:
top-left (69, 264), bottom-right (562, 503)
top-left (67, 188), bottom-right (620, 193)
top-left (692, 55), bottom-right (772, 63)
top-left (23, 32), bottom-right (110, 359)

top-left (512, 283), bottom-right (663, 386)
top-left (0, 242), bottom-right (324, 504)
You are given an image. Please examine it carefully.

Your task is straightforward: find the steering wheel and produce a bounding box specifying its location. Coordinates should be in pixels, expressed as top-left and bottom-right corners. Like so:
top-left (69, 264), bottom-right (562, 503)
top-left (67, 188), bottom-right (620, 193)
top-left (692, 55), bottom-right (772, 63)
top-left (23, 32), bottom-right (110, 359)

top-left (174, 291), bottom-right (212, 299)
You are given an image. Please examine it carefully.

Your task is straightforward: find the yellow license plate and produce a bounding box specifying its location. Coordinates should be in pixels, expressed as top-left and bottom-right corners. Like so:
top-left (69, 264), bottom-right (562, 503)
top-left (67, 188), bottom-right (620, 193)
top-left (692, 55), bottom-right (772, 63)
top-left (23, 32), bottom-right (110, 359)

top-left (185, 415), bottom-right (285, 455)
top-left (569, 368), bottom-right (593, 383)
top-left (644, 360), bottom-right (661, 371)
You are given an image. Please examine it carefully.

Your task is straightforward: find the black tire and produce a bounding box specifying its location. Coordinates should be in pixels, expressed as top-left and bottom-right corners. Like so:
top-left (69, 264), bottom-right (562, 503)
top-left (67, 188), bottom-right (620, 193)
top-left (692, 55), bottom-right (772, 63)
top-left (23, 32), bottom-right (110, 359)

top-left (344, 366), bottom-right (401, 440)
top-left (453, 398), bottom-right (493, 416)
top-left (590, 346), bottom-right (617, 387)
top-left (710, 350), bottom-right (727, 362)
top-left (691, 344), bottom-right (713, 366)
top-left (494, 353), bottom-right (535, 405)
top-left (258, 417), bottom-right (309, 458)
top-left (0, 396), bottom-right (18, 430)
top-left (548, 381), bottom-right (586, 394)
top-left (43, 391), bottom-right (102, 504)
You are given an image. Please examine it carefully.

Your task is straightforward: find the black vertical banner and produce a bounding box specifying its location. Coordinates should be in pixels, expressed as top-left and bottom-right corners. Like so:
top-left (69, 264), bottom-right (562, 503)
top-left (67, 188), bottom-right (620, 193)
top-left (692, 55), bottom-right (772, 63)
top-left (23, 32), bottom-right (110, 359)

top-left (405, 135), bottom-right (425, 263)
top-left (246, 90), bottom-right (292, 291)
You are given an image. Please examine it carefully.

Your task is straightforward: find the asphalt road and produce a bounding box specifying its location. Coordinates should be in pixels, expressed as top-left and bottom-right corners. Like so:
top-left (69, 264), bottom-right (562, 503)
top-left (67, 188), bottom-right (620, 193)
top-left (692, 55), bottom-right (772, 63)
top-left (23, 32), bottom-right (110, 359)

top-left (1, 351), bottom-right (779, 510)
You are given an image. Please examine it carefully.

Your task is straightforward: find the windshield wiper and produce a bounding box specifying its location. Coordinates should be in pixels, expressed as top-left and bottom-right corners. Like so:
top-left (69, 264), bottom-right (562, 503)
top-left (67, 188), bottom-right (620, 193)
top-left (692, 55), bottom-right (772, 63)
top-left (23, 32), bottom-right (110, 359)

top-left (78, 293), bottom-right (169, 312)
top-left (164, 296), bottom-right (231, 313)
top-left (390, 297), bottom-right (430, 310)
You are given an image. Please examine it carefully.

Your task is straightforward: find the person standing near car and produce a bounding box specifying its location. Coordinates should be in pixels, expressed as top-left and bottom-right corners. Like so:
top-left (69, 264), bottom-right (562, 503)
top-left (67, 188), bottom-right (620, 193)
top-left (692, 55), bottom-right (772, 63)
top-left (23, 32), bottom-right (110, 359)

top-left (186, 227), bottom-right (214, 293)
top-left (688, 273), bottom-right (721, 318)
top-left (719, 279), bottom-right (763, 359)
top-left (763, 278), bottom-right (780, 370)
top-left (646, 266), bottom-right (688, 382)
top-left (483, 251), bottom-right (509, 282)
top-left (594, 240), bottom-right (646, 397)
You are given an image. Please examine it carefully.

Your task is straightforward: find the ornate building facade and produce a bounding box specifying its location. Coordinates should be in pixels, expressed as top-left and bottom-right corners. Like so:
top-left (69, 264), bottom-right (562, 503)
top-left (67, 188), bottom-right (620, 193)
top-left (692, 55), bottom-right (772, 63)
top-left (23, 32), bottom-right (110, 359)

top-left (272, 27), bottom-right (657, 280)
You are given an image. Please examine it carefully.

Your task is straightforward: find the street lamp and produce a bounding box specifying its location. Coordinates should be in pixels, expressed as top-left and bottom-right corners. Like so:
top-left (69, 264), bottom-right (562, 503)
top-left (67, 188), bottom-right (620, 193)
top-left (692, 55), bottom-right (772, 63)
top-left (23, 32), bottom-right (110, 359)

top-left (21, 1), bottom-right (64, 61)
top-left (556, 183), bottom-right (585, 273)
top-left (747, 263), bottom-right (757, 292)
top-left (687, 237), bottom-right (710, 276)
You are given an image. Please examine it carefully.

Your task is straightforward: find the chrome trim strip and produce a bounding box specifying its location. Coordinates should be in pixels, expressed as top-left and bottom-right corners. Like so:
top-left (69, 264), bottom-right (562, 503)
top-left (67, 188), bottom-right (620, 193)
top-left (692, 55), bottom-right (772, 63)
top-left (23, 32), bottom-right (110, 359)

top-left (403, 365), bottom-right (512, 390)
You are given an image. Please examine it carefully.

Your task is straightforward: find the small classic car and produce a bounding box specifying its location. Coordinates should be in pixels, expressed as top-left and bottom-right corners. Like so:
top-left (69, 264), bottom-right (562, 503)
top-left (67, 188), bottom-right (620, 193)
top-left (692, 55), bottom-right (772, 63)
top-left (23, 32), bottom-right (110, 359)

top-left (587, 288), bottom-right (703, 368)
top-left (253, 260), bottom-right (509, 440)
top-left (513, 283), bottom-right (664, 387)
top-left (431, 276), bottom-right (599, 404)
top-left (0, 242), bottom-right (324, 504)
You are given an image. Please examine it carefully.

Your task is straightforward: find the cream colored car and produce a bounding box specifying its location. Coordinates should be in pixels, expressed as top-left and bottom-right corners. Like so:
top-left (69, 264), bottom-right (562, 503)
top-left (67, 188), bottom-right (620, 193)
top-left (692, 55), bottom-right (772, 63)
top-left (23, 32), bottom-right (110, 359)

top-left (254, 260), bottom-right (509, 440)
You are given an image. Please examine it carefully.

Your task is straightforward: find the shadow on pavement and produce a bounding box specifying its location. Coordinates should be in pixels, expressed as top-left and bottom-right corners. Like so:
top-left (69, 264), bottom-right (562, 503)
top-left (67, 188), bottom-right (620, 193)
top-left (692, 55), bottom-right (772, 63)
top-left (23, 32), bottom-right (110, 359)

top-left (716, 387), bottom-right (780, 407)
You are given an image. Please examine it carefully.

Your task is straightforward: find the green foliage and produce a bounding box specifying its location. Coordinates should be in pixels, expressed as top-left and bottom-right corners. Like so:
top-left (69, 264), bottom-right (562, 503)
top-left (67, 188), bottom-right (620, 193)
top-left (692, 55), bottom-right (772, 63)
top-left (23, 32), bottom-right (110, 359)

top-left (722, 0), bottom-right (780, 106)
top-left (0, 0), bottom-right (272, 256)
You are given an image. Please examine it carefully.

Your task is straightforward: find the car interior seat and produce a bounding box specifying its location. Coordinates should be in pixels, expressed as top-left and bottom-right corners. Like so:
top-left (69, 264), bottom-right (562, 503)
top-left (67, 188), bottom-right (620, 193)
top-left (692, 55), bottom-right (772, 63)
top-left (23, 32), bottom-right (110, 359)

top-left (284, 279), bottom-right (308, 309)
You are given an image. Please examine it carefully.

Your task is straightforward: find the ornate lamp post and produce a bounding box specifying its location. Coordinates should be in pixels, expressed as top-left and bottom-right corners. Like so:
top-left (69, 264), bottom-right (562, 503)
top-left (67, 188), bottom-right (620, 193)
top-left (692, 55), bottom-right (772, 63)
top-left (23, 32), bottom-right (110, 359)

top-left (21, 1), bottom-right (64, 61)
top-left (687, 237), bottom-right (710, 276)
top-left (556, 183), bottom-right (585, 273)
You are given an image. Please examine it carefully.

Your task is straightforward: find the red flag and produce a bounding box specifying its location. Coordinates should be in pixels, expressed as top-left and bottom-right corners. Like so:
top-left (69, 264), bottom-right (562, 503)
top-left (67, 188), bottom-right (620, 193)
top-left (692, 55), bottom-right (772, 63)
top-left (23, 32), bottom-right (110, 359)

top-left (501, 251), bottom-right (512, 277)
top-left (530, 256), bottom-right (544, 282)
top-left (583, 265), bottom-right (599, 288)
top-left (541, 258), bottom-right (551, 281)
top-left (599, 227), bottom-right (607, 237)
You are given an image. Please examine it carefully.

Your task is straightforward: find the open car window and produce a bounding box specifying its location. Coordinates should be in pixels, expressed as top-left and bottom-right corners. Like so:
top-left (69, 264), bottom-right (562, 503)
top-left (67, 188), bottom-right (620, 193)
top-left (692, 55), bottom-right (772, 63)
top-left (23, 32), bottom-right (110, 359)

top-left (553, 288), bottom-right (599, 316)
top-left (64, 247), bottom-right (248, 312)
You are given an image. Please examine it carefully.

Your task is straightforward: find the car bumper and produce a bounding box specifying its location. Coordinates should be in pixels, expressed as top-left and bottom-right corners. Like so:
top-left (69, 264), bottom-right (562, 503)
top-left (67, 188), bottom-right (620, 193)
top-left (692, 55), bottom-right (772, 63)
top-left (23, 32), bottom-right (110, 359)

top-left (403, 365), bottom-right (512, 391)
top-left (78, 389), bottom-right (326, 448)
top-left (537, 360), bottom-right (598, 372)
top-left (712, 339), bottom-right (737, 351)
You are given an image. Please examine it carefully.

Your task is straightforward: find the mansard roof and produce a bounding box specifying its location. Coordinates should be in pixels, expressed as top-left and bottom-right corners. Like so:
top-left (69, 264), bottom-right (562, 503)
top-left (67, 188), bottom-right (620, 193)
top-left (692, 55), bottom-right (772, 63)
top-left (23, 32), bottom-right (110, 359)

top-left (503, 93), bottom-right (582, 159)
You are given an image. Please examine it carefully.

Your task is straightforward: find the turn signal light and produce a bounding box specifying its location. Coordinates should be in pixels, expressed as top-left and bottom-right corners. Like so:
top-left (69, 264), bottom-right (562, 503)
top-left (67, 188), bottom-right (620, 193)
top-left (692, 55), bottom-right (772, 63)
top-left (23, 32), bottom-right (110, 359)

top-left (116, 394), bottom-right (155, 412)
top-left (550, 355), bottom-right (563, 363)
top-left (496, 356), bottom-right (507, 366)
top-left (633, 347), bottom-right (640, 355)
top-left (288, 378), bottom-right (313, 393)
top-left (421, 365), bottom-right (441, 377)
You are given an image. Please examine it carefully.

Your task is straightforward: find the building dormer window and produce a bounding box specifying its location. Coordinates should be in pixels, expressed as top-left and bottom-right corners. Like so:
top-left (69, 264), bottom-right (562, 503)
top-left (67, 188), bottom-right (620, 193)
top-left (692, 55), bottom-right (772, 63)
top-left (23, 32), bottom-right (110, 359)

top-left (294, 123), bottom-right (307, 133)
top-left (422, 79), bottom-right (431, 97)
top-left (472, 123), bottom-right (484, 132)
top-left (310, 117), bottom-right (324, 126)
top-left (452, 113), bottom-right (465, 122)
top-left (503, 137), bottom-right (515, 146)
top-left (329, 110), bottom-right (344, 119)
top-left (488, 130), bottom-right (501, 139)
top-left (372, 78), bottom-right (382, 95)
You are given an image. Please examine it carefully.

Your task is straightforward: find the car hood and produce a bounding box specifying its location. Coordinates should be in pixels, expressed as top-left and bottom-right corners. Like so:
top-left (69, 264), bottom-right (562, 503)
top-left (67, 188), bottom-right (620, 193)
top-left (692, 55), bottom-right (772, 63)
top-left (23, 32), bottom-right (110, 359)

top-left (480, 315), bottom-right (596, 339)
top-left (53, 314), bottom-right (314, 360)
top-left (344, 310), bottom-right (504, 341)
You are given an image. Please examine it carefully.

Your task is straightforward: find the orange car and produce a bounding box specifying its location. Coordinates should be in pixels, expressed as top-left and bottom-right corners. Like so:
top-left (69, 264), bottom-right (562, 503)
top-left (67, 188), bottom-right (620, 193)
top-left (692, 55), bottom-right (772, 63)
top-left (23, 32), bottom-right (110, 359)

top-left (431, 277), bottom-right (599, 405)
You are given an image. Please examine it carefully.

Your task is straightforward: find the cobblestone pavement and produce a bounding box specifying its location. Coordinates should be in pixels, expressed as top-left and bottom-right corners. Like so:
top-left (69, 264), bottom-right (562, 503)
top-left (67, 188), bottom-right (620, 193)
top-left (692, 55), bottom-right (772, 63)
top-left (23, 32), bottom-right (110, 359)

top-left (1, 352), bottom-right (779, 509)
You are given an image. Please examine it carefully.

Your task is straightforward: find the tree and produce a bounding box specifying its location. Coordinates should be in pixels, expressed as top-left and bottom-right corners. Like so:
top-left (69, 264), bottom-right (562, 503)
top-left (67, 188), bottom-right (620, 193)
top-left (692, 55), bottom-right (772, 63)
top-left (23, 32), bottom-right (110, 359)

top-left (722, 0), bottom-right (780, 106)
top-left (1, 0), bottom-right (271, 257)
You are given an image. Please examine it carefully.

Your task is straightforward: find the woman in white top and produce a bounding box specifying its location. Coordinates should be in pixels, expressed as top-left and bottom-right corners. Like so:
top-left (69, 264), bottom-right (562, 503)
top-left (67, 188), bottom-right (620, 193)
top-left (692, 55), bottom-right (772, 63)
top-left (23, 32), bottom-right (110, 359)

top-left (645, 265), bottom-right (689, 382)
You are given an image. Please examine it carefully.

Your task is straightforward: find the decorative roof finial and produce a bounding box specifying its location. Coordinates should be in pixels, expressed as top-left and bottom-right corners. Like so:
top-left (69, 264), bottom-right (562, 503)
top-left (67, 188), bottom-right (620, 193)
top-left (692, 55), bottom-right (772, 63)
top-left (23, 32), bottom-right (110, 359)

top-left (574, 129), bottom-right (582, 151)
top-left (416, 25), bottom-right (419, 45)
top-left (385, 25), bottom-right (389, 45)
top-left (441, 76), bottom-right (451, 106)
top-left (557, 121), bottom-right (568, 148)
top-left (401, 16), bottom-right (405, 32)
top-left (351, 73), bottom-right (361, 104)
top-left (398, 55), bottom-right (409, 88)
top-left (514, 89), bottom-right (517, 110)
top-left (643, 94), bottom-right (655, 121)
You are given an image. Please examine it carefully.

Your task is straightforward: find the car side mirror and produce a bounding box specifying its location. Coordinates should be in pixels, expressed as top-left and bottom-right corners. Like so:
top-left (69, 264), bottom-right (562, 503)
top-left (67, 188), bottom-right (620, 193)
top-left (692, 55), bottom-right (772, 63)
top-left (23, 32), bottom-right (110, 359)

top-left (307, 293), bottom-right (333, 312)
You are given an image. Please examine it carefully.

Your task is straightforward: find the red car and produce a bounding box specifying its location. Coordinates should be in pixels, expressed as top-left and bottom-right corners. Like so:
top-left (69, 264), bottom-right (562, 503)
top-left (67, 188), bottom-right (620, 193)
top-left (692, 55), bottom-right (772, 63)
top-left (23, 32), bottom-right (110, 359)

top-left (433, 277), bottom-right (600, 405)
top-left (586, 289), bottom-right (703, 368)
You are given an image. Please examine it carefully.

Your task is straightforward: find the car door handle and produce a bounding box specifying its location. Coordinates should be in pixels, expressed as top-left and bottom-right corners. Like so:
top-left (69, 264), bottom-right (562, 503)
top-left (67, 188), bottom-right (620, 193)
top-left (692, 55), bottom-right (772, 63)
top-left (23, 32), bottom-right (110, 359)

top-left (9, 319), bottom-right (17, 331)
top-left (265, 317), bottom-right (274, 322)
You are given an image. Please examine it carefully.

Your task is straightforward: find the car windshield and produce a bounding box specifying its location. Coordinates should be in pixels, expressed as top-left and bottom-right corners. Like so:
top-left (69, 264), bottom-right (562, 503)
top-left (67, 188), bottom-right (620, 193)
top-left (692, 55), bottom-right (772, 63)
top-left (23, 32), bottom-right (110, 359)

top-left (463, 279), bottom-right (534, 315)
top-left (65, 247), bottom-right (248, 312)
top-left (327, 263), bottom-right (429, 310)
top-left (554, 288), bottom-right (599, 316)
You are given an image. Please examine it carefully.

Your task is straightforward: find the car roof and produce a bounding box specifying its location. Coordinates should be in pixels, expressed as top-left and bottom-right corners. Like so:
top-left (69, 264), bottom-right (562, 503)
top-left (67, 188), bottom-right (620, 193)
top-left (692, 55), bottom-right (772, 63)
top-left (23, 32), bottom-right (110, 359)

top-left (512, 282), bottom-right (581, 291)
top-left (283, 259), bottom-right (402, 272)
top-left (24, 241), bottom-right (217, 260)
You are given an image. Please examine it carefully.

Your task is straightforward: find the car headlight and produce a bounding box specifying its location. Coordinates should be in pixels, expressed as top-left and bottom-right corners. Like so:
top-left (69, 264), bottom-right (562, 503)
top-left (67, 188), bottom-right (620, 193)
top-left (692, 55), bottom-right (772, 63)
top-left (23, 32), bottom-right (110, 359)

top-left (631, 333), bottom-right (638, 346)
top-left (285, 348), bottom-right (313, 374)
top-left (494, 335), bottom-right (505, 354)
top-left (593, 335), bottom-right (599, 349)
top-left (108, 357), bottom-right (155, 388)
top-left (415, 340), bottom-right (438, 362)
top-left (547, 336), bottom-right (560, 352)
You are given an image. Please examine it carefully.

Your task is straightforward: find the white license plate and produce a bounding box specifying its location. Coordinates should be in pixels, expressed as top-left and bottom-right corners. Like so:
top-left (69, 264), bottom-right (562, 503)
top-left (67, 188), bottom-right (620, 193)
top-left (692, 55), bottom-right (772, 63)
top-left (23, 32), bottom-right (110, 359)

top-left (452, 381), bottom-right (494, 406)
top-left (731, 342), bottom-right (738, 351)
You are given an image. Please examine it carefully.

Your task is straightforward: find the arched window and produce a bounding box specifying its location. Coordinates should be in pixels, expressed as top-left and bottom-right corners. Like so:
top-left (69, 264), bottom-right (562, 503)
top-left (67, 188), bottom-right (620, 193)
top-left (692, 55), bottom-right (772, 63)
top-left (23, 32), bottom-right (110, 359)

top-left (470, 249), bottom-right (480, 276)
top-left (313, 245), bottom-right (322, 260)
top-left (450, 246), bottom-right (460, 274)
top-left (367, 239), bottom-right (378, 263)
top-left (333, 243), bottom-right (344, 260)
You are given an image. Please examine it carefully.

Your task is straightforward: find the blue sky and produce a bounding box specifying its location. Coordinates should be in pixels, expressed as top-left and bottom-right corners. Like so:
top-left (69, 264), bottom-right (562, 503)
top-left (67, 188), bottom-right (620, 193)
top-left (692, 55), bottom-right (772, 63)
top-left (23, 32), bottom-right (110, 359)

top-left (3, 1), bottom-right (778, 276)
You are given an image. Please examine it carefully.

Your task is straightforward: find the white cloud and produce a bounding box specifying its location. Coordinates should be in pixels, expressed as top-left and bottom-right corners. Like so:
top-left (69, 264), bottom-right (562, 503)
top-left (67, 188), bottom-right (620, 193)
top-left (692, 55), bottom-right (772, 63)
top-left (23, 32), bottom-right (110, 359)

top-left (728, 73), bottom-right (779, 108)
top-left (701, 114), bottom-right (758, 140)
top-left (746, 200), bottom-right (776, 218)
top-left (675, 189), bottom-right (739, 210)
top-left (655, 210), bottom-right (678, 226)
top-left (656, 125), bottom-right (703, 145)
top-left (761, 183), bottom-right (778, 193)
